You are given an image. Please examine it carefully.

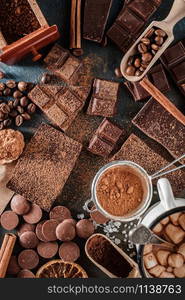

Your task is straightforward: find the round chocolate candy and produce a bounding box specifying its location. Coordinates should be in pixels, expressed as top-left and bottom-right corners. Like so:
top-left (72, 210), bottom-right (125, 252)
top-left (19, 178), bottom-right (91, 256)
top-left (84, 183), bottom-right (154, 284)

top-left (11, 194), bottom-right (31, 215)
top-left (19, 231), bottom-right (39, 249)
top-left (17, 269), bottom-right (35, 278)
top-left (35, 221), bottom-right (48, 242)
top-left (59, 242), bottom-right (80, 262)
top-left (23, 204), bottom-right (42, 224)
top-left (49, 206), bottom-right (71, 222)
top-left (37, 242), bottom-right (58, 259)
top-left (7, 256), bottom-right (20, 275)
top-left (18, 249), bottom-right (39, 270)
top-left (62, 219), bottom-right (77, 226)
top-left (17, 223), bottom-right (35, 237)
top-left (76, 219), bottom-right (95, 239)
top-left (0, 210), bottom-right (19, 230)
top-left (56, 221), bottom-right (76, 242)
top-left (42, 219), bottom-right (59, 242)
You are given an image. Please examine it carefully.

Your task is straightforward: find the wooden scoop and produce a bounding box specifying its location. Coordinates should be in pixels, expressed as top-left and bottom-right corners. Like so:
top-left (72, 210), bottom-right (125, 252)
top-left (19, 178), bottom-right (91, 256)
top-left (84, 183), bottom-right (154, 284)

top-left (120, 0), bottom-right (185, 82)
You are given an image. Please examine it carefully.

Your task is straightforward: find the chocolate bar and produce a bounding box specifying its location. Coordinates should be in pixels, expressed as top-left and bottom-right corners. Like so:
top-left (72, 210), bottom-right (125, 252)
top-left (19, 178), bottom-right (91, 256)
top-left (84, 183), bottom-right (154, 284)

top-left (112, 134), bottom-right (185, 196)
top-left (87, 79), bottom-right (120, 117)
top-left (88, 118), bottom-right (123, 157)
top-left (132, 98), bottom-right (185, 161)
top-left (83, 0), bottom-right (113, 43)
top-left (7, 123), bottom-right (82, 212)
top-left (125, 64), bottom-right (170, 101)
top-left (107, 0), bottom-right (162, 53)
top-left (161, 39), bottom-right (185, 96)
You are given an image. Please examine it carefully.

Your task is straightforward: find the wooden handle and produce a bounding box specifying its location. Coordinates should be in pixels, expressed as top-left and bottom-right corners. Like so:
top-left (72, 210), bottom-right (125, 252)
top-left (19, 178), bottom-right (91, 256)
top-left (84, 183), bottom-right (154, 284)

top-left (140, 78), bottom-right (185, 126)
top-left (164, 0), bottom-right (185, 28)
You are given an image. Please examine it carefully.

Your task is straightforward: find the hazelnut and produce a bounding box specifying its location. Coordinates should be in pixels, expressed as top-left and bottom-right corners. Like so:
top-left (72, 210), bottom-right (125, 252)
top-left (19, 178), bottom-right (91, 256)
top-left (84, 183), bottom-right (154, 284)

top-left (149, 265), bottom-right (165, 277)
top-left (165, 224), bottom-right (185, 244)
top-left (174, 265), bottom-right (185, 278)
top-left (168, 253), bottom-right (184, 268)
top-left (170, 212), bottom-right (182, 225)
top-left (156, 250), bottom-right (170, 266)
top-left (144, 253), bottom-right (158, 270)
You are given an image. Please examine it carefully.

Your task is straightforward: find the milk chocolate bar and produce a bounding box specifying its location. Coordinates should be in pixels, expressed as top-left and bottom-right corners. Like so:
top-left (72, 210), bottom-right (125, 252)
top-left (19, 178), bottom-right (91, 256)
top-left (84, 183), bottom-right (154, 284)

top-left (87, 79), bottom-right (120, 117)
top-left (161, 39), bottom-right (185, 96)
top-left (112, 134), bottom-right (185, 195)
top-left (107, 0), bottom-right (162, 52)
top-left (7, 123), bottom-right (82, 212)
top-left (88, 118), bottom-right (123, 157)
top-left (83, 0), bottom-right (113, 43)
top-left (132, 98), bottom-right (185, 160)
top-left (125, 64), bottom-right (170, 101)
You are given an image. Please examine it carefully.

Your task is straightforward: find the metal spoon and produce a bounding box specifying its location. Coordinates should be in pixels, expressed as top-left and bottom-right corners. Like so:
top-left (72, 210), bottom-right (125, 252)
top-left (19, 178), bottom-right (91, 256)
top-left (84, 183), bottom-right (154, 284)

top-left (120, 0), bottom-right (185, 82)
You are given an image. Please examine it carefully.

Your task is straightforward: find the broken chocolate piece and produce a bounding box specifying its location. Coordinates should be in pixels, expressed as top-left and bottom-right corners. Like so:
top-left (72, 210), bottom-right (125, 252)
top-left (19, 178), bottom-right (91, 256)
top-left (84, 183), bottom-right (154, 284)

top-left (7, 123), bottom-right (82, 212)
top-left (132, 98), bottom-right (185, 161)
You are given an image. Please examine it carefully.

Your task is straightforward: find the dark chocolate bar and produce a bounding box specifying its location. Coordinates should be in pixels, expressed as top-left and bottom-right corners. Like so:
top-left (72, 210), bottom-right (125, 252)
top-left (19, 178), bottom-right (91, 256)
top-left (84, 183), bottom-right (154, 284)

top-left (87, 79), bottom-right (120, 117)
top-left (83, 0), bottom-right (113, 43)
top-left (125, 64), bottom-right (170, 101)
top-left (112, 133), bottom-right (185, 196)
top-left (7, 123), bottom-right (82, 212)
top-left (132, 98), bottom-right (185, 161)
top-left (161, 39), bottom-right (185, 96)
top-left (107, 0), bottom-right (162, 53)
top-left (88, 118), bottom-right (123, 157)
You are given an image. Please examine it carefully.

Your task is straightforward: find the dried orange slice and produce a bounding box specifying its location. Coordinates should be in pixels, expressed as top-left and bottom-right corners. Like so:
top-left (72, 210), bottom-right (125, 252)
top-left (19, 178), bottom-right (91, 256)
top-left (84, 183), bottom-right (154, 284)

top-left (36, 259), bottom-right (88, 278)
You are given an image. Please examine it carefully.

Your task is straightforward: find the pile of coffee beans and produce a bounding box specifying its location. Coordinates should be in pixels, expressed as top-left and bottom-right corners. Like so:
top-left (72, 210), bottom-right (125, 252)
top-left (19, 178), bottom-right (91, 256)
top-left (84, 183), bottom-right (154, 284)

top-left (126, 27), bottom-right (167, 77)
top-left (0, 80), bottom-right (36, 130)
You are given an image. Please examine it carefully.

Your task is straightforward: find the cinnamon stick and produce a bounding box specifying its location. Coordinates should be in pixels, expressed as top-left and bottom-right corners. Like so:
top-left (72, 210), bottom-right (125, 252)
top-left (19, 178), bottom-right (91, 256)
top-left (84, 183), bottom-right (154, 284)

top-left (140, 78), bottom-right (185, 126)
top-left (70, 0), bottom-right (83, 56)
top-left (0, 233), bottom-right (16, 278)
top-left (70, 0), bottom-right (77, 49)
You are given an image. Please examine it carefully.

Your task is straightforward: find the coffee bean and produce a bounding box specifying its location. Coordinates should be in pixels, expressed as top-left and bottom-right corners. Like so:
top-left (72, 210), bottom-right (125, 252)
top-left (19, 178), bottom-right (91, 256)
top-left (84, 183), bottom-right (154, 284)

top-left (27, 103), bottom-right (36, 114)
top-left (142, 53), bottom-right (153, 63)
top-left (18, 82), bottom-right (28, 92)
top-left (155, 36), bottom-right (164, 46)
top-left (138, 43), bottom-right (148, 54)
top-left (21, 113), bottom-right (31, 120)
top-left (6, 80), bottom-right (16, 89)
top-left (134, 58), bottom-right (141, 68)
top-left (126, 66), bottom-right (136, 76)
top-left (141, 38), bottom-right (150, 45)
top-left (144, 28), bottom-right (155, 38)
top-left (72, 48), bottom-right (84, 56)
top-left (13, 90), bottom-right (23, 98)
top-left (20, 97), bottom-right (29, 107)
top-left (155, 29), bottom-right (166, 37)
top-left (40, 74), bottom-right (50, 84)
top-left (8, 101), bottom-right (14, 110)
top-left (13, 99), bottom-right (20, 108)
top-left (135, 70), bottom-right (142, 76)
top-left (3, 88), bottom-right (11, 96)
top-left (0, 103), bottom-right (10, 114)
top-left (0, 83), bottom-right (5, 91)
top-left (17, 106), bottom-right (24, 114)
top-left (0, 111), bottom-right (4, 121)
top-left (15, 115), bottom-right (23, 127)
top-left (0, 122), bottom-right (4, 130)
top-left (0, 71), bottom-right (5, 79)
top-left (9, 110), bottom-right (18, 118)
top-left (114, 68), bottom-right (123, 78)
top-left (3, 119), bottom-right (12, 127)
top-left (151, 44), bottom-right (160, 51)
top-left (127, 56), bottom-right (134, 66)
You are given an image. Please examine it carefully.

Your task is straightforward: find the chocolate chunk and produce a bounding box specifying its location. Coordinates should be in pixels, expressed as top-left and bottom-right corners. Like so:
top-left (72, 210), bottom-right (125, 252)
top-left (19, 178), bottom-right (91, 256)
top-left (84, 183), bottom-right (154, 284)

top-left (18, 249), bottom-right (39, 270)
top-left (0, 210), bottom-right (19, 230)
top-left (56, 221), bottom-right (76, 242)
top-left (37, 241), bottom-right (58, 259)
top-left (23, 204), bottom-right (42, 224)
top-left (17, 223), bottom-right (35, 237)
top-left (59, 242), bottom-right (80, 262)
top-left (87, 79), bottom-right (119, 117)
top-left (19, 231), bottom-right (39, 249)
top-left (42, 219), bottom-right (59, 242)
top-left (112, 134), bottom-right (185, 196)
top-left (44, 44), bottom-right (69, 70)
top-left (35, 221), bottom-right (48, 242)
top-left (7, 256), bottom-right (20, 275)
top-left (88, 135), bottom-right (115, 157)
top-left (10, 194), bottom-right (31, 215)
top-left (83, 0), bottom-right (112, 43)
top-left (132, 98), bottom-right (185, 161)
top-left (17, 269), bottom-right (35, 278)
top-left (49, 206), bottom-right (72, 222)
top-left (107, 0), bottom-right (162, 53)
top-left (76, 219), bottom-right (95, 239)
top-left (125, 64), bottom-right (170, 101)
top-left (7, 124), bottom-right (82, 212)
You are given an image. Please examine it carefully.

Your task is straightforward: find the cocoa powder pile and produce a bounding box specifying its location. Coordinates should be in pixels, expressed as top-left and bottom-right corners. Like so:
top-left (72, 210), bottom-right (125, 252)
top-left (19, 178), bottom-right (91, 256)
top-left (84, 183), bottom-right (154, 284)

top-left (87, 236), bottom-right (132, 277)
top-left (96, 166), bottom-right (144, 216)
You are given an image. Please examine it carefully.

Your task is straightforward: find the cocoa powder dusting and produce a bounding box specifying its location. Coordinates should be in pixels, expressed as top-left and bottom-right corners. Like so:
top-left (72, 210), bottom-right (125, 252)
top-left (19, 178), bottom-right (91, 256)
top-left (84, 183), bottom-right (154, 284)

top-left (96, 166), bottom-right (144, 216)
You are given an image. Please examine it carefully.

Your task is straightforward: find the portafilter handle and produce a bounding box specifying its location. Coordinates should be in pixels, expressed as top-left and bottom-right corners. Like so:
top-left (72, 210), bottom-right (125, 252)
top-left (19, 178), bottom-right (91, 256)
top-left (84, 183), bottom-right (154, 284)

top-left (157, 178), bottom-right (176, 211)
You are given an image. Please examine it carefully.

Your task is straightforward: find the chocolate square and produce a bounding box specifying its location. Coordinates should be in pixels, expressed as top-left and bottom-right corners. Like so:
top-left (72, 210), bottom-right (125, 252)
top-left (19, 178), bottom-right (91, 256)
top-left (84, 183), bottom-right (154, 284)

top-left (91, 98), bottom-right (117, 117)
top-left (28, 86), bottom-right (51, 109)
top-left (107, 24), bottom-right (132, 52)
top-left (132, 98), bottom-right (185, 161)
top-left (57, 90), bottom-right (82, 115)
top-left (117, 8), bottom-right (144, 34)
top-left (45, 104), bottom-right (68, 127)
top-left (161, 42), bottom-right (185, 68)
top-left (125, 80), bottom-right (150, 101)
top-left (128, 0), bottom-right (156, 20)
top-left (171, 61), bottom-right (185, 83)
top-left (88, 135), bottom-right (114, 157)
top-left (98, 119), bottom-right (123, 144)
top-left (93, 79), bottom-right (119, 100)
top-left (149, 64), bottom-right (170, 93)
top-left (7, 124), bottom-right (82, 211)
top-left (41, 84), bottom-right (64, 96)
top-left (44, 44), bottom-right (69, 70)
top-left (56, 57), bottom-right (81, 82)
